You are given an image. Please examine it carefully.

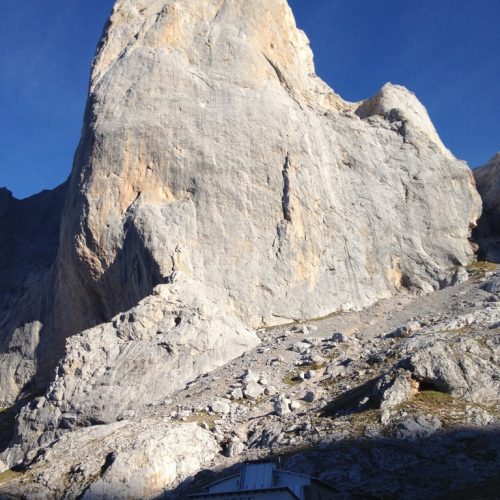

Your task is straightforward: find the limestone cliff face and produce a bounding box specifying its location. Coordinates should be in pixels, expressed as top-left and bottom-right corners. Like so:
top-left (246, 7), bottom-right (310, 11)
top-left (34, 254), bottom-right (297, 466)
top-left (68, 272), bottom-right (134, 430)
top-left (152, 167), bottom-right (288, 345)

top-left (0, 0), bottom-right (481, 406)
top-left (60, 0), bottom-right (480, 326)
top-left (474, 153), bottom-right (500, 262)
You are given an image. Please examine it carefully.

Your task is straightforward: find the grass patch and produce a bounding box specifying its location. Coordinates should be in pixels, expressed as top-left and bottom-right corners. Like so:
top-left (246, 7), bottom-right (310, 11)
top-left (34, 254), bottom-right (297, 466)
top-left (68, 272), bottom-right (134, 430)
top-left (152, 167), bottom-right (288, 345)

top-left (282, 372), bottom-right (303, 387)
top-left (415, 390), bottom-right (452, 404)
top-left (438, 325), bottom-right (470, 336)
top-left (475, 335), bottom-right (495, 349)
top-left (306, 310), bottom-right (344, 323)
top-left (182, 412), bottom-right (219, 431)
top-left (260, 309), bottom-right (345, 333)
top-left (282, 363), bottom-right (325, 387)
top-left (0, 469), bottom-right (23, 486)
top-left (466, 260), bottom-right (497, 271)
top-left (466, 261), bottom-right (497, 279)
top-left (346, 409), bottom-right (380, 437)
top-left (325, 352), bottom-right (339, 362)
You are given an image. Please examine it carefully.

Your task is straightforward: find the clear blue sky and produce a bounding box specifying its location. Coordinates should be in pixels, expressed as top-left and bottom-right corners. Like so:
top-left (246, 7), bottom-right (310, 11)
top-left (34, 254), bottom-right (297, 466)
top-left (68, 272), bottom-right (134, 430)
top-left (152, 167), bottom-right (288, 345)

top-left (1, 0), bottom-right (499, 199)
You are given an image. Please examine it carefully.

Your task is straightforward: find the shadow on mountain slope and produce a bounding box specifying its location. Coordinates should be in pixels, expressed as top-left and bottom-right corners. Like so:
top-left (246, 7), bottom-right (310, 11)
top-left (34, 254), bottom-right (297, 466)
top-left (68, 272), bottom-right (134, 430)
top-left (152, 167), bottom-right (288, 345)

top-left (165, 427), bottom-right (500, 499)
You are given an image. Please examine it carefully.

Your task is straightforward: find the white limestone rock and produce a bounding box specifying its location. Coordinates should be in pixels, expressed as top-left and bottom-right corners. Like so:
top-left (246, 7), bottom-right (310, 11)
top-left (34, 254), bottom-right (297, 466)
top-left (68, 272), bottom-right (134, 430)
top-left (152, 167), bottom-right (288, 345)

top-left (401, 334), bottom-right (500, 403)
top-left (274, 395), bottom-right (292, 416)
top-left (4, 273), bottom-right (258, 463)
top-left (355, 83), bottom-right (454, 160)
top-left (243, 380), bottom-right (265, 400)
top-left (375, 370), bottom-right (416, 411)
top-left (225, 437), bottom-right (245, 458)
top-left (0, 421), bottom-right (218, 499)
top-left (0, 0), bottom-right (481, 409)
top-left (210, 399), bottom-right (231, 415)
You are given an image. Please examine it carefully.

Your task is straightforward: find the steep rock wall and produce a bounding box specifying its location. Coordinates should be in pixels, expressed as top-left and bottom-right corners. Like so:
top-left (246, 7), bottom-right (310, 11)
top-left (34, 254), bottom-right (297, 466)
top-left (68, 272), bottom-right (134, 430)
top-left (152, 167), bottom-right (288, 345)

top-left (58, 0), bottom-right (480, 329)
top-left (474, 153), bottom-right (500, 262)
top-left (0, 0), bottom-right (481, 406)
top-left (0, 184), bottom-right (67, 403)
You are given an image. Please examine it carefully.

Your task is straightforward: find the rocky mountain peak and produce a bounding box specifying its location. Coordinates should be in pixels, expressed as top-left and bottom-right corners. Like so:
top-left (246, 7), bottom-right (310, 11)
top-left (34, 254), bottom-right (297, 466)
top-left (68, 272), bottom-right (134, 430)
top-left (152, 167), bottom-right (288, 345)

top-left (0, 188), bottom-right (13, 217)
top-left (91, 0), bottom-right (348, 111)
top-left (483, 151), bottom-right (500, 172)
top-left (0, 2), bottom-right (496, 497)
top-left (356, 82), bottom-right (454, 159)
top-left (0, 0), bottom-right (481, 407)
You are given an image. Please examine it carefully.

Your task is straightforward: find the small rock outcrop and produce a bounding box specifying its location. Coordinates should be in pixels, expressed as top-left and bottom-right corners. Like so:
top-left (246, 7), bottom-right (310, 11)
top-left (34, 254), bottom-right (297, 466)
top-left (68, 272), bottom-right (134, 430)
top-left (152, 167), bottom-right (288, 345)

top-left (401, 334), bottom-right (500, 404)
top-left (1, 421), bottom-right (218, 499)
top-left (474, 153), bottom-right (500, 262)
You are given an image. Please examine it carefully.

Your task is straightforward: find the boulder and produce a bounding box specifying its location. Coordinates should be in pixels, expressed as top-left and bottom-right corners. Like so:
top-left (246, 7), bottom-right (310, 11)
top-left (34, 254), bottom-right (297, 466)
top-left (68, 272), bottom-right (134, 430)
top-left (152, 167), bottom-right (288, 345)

top-left (0, 421), bottom-right (218, 499)
top-left (243, 381), bottom-right (265, 400)
top-left (374, 370), bottom-right (416, 410)
top-left (482, 275), bottom-right (500, 294)
top-left (400, 336), bottom-right (500, 403)
top-left (210, 399), bottom-right (231, 415)
top-left (395, 415), bottom-right (442, 440)
top-left (274, 395), bottom-right (292, 416)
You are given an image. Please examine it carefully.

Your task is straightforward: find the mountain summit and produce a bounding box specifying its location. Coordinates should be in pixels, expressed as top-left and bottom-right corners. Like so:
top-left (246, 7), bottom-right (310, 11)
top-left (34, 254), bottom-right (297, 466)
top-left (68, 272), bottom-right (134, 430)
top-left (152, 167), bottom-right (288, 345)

top-left (0, 2), bottom-right (492, 498)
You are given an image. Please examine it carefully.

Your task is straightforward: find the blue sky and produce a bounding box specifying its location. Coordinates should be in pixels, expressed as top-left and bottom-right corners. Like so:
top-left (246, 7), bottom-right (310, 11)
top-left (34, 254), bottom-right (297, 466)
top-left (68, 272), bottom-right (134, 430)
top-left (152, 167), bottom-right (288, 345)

top-left (1, 1), bottom-right (499, 199)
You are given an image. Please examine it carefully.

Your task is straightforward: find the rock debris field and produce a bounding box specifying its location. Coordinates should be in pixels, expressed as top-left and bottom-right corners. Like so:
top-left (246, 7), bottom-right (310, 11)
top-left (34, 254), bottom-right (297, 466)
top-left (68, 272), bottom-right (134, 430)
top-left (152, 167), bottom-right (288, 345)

top-left (1, 263), bottom-right (498, 499)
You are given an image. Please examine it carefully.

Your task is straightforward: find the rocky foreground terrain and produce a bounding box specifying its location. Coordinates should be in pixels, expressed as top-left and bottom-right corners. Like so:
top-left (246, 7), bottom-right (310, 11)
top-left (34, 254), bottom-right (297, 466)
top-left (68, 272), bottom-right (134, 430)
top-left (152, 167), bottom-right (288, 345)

top-left (0, 0), bottom-right (499, 498)
top-left (0, 262), bottom-right (498, 498)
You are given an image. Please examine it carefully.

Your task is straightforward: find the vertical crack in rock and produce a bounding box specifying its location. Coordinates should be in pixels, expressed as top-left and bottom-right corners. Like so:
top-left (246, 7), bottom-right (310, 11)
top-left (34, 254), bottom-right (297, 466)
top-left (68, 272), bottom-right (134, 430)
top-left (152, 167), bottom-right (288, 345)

top-left (0, 0), bottom-right (482, 428)
top-left (282, 153), bottom-right (292, 223)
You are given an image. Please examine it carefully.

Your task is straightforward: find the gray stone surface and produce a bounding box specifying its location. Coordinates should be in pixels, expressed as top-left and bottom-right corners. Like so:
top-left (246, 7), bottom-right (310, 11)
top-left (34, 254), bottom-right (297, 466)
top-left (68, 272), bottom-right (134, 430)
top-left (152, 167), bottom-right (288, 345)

top-left (4, 273), bottom-right (258, 463)
top-left (401, 335), bottom-right (500, 403)
top-left (0, 0), bottom-right (481, 407)
top-left (210, 399), bottom-right (231, 415)
top-left (395, 414), bottom-right (442, 440)
top-left (482, 275), bottom-right (500, 293)
top-left (1, 421), bottom-right (218, 499)
top-left (374, 370), bottom-right (416, 411)
top-left (243, 380), bottom-right (265, 400)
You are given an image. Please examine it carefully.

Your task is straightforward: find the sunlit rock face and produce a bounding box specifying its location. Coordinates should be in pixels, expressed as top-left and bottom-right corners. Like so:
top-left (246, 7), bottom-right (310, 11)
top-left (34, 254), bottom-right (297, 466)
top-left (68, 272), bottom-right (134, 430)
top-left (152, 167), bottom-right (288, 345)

top-left (0, 0), bottom-right (480, 406)
top-left (59, 0), bottom-right (480, 326)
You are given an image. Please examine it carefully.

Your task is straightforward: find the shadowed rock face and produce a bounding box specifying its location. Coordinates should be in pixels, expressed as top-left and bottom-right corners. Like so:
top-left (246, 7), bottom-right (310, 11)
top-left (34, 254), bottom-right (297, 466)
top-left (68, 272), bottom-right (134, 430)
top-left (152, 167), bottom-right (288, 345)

top-left (0, 185), bottom-right (67, 401)
top-left (0, 185), bottom-right (67, 318)
top-left (0, 0), bottom-right (481, 407)
top-left (474, 153), bottom-right (500, 262)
